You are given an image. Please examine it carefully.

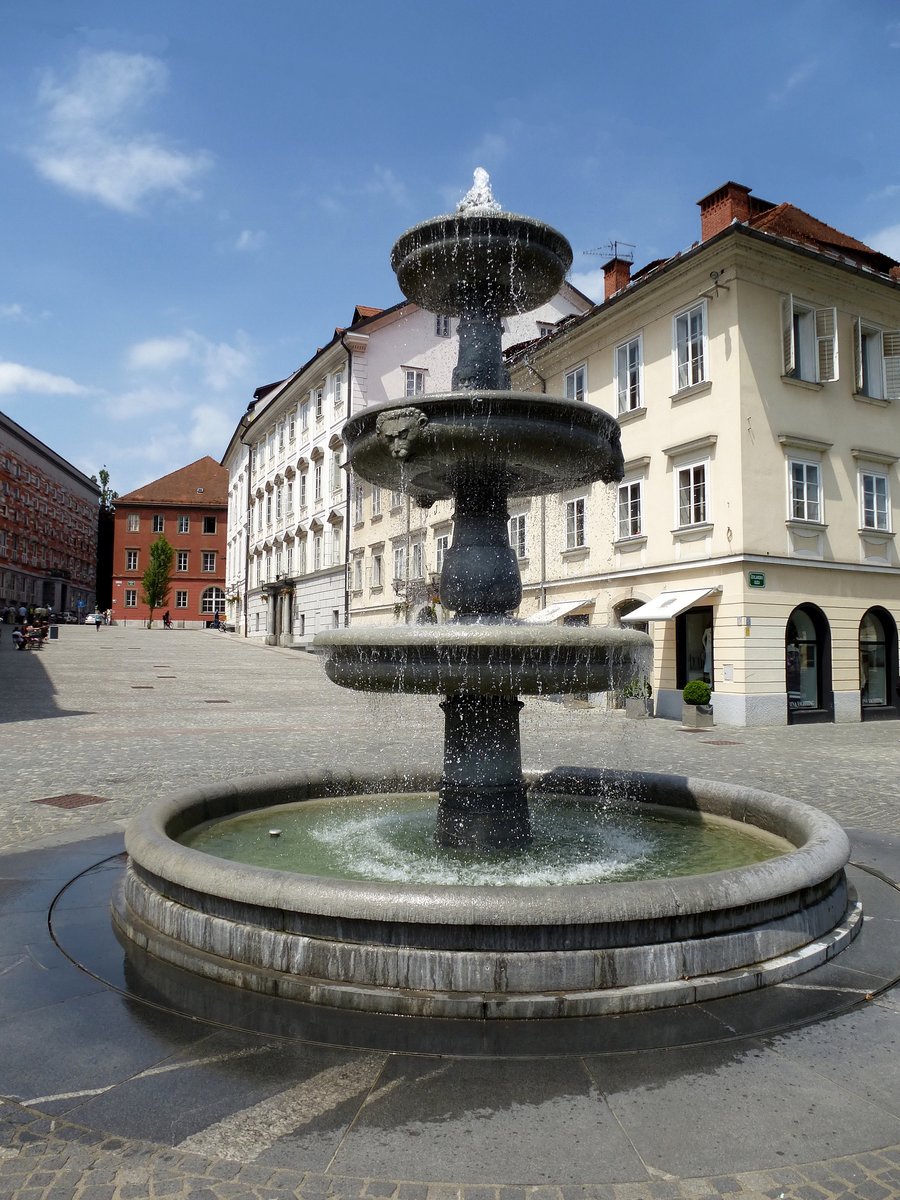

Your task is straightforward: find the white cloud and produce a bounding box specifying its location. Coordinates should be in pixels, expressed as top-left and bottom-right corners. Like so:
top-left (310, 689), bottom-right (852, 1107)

top-left (568, 267), bottom-right (604, 304)
top-left (317, 164), bottom-right (411, 215)
top-left (0, 360), bottom-right (88, 396)
top-left (767, 60), bottom-right (817, 107)
top-left (234, 229), bottom-right (267, 252)
top-left (125, 330), bottom-right (250, 391)
top-left (0, 303), bottom-right (26, 320)
top-left (29, 50), bottom-right (212, 213)
top-left (866, 223), bottom-right (900, 260)
top-left (99, 384), bottom-right (184, 421)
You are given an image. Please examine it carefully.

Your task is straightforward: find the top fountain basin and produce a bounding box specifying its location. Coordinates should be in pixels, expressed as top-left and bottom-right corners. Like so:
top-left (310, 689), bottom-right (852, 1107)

top-left (391, 212), bottom-right (573, 317)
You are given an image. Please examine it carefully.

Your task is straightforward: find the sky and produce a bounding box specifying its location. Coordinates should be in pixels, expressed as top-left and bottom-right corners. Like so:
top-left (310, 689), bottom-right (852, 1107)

top-left (2, 0), bottom-right (899, 497)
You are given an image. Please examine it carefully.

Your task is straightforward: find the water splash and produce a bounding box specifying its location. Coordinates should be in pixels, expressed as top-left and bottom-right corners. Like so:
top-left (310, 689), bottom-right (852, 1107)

top-left (457, 167), bottom-right (502, 215)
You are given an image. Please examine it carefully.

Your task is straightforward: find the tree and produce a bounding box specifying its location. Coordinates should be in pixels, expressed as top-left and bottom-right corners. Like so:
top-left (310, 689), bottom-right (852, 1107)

top-left (91, 465), bottom-right (118, 609)
top-left (141, 536), bottom-right (173, 628)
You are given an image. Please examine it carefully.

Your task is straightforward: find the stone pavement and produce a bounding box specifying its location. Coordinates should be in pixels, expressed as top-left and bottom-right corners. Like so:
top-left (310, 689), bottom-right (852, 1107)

top-left (3, 625), bottom-right (900, 1199)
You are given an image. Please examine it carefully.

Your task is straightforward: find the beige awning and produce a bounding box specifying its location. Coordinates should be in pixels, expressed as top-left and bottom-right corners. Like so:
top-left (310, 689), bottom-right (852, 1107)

top-left (524, 599), bottom-right (593, 624)
top-left (620, 587), bottom-right (720, 622)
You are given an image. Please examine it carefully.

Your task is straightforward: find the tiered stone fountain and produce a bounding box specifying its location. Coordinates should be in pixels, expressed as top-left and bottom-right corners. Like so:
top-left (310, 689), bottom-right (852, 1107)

top-left (113, 174), bottom-right (858, 1018)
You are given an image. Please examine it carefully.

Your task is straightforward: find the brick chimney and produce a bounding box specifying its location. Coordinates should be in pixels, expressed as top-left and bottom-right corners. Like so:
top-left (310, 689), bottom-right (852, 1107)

top-left (698, 182), bottom-right (753, 241)
top-left (603, 257), bottom-right (631, 300)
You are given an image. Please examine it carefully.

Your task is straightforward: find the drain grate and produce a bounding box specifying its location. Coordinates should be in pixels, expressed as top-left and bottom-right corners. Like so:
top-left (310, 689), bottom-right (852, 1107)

top-left (131, 685), bottom-right (154, 689)
top-left (699, 739), bottom-right (743, 746)
top-left (204, 699), bottom-right (230, 704)
top-left (32, 793), bottom-right (110, 809)
top-left (156, 675), bottom-right (177, 679)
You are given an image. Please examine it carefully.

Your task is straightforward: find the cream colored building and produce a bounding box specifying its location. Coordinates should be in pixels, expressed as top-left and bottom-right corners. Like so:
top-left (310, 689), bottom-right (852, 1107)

top-left (505, 182), bottom-right (900, 726)
top-left (223, 287), bottom-right (590, 644)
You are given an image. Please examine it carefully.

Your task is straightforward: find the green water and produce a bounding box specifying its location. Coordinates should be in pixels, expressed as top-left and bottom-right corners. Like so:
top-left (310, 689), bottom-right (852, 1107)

top-left (179, 792), bottom-right (788, 886)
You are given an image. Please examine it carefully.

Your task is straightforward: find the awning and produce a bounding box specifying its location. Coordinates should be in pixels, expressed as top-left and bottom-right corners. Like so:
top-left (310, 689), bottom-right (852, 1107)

top-left (524, 599), bottom-right (593, 624)
top-left (620, 587), bottom-right (720, 622)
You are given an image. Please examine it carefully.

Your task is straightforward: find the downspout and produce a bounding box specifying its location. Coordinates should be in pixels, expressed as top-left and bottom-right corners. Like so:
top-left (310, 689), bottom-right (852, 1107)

top-left (523, 358), bottom-right (548, 612)
top-left (239, 413), bottom-right (253, 639)
top-left (340, 333), bottom-right (353, 628)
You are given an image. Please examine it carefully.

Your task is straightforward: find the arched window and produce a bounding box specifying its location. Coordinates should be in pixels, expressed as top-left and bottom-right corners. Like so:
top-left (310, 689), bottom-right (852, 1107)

top-left (785, 604), bottom-right (832, 723)
top-left (860, 607), bottom-right (898, 720)
top-left (201, 587), bottom-right (225, 615)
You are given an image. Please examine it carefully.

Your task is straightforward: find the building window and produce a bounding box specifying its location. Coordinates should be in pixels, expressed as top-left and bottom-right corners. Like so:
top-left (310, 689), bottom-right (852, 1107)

top-left (313, 535), bottom-right (322, 572)
top-left (124, 589), bottom-right (137, 607)
top-left (175, 590), bottom-right (188, 609)
top-left (405, 368), bottom-right (425, 396)
top-left (353, 483), bottom-right (364, 524)
top-left (616, 335), bottom-right (642, 413)
top-left (372, 552), bottom-right (383, 588)
top-left (152, 514), bottom-right (164, 533)
top-left (435, 533), bottom-right (449, 573)
top-left (202, 551), bottom-right (216, 572)
top-left (203, 516), bottom-right (217, 534)
top-left (331, 524), bottom-right (342, 566)
top-left (288, 412), bottom-right (296, 441)
top-left (177, 515), bottom-right (189, 534)
top-left (331, 449), bottom-right (343, 492)
top-left (353, 557), bottom-right (363, 592)
top-left (677, 463), bottom-right (707, 526)
top-left (565, 364), bottom-right (586, 402)
top-left (411, 540), bottom-right (424, 579)
top-left (297, 541), bottom-right (306, 575)
top-left (127, 514), bottom-right (140, 533)
top-left (565, 497), bottom-right (586, 549)
top-left (277, 420), bottom-right (285, 450)
top-left (393, 544), bottom-right (406, 583)
top-left (300, 400), bottom-right (309, 430)
top-left (861, 471), bottom-right (890, 531)
top-left (855, 321), bottom-right (900, 400)
top-left (509, 513), bottom-right (527, 559)
top-left (435, 314), bottom-right (451, 337)
top-left (390, 488), bottom-right (402, 509)
top-left (675, 303), bottom-right (706, 390)
top-left (315, 387), bottom-right (324, 420)
top-left (266, 495), bottom-right (272, 525)
top-left (333, 371), bottom-right (344, 408)
top-left (781, 296), bottom-right (838, 383)
top-left (314, 463), bottom-right (323, 501)
top-left (790, 460), bottom-right (821, 523)
top-left (275, 487), bottom-right (282, 520)
top-left (173, 550), bottom-right (187, 572)
top-left (617, 481), bottom-right (643, 539)
top-left (299, 473), bottom-right (307, 508)
top-left (371, 486), bottom-right (382, 517)
top-left (201, 587), bottom-right (225, 614)
top-left (126, 549), bottom-right (139, 571)
top-left (286, 481), bottom-right (293, 513)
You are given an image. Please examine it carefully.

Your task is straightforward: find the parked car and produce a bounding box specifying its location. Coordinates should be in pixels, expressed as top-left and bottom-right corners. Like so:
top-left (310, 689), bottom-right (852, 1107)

top-left (83, 612), bottom-right (104, 625)
top-left (58, 611), bottom-right (78, 623)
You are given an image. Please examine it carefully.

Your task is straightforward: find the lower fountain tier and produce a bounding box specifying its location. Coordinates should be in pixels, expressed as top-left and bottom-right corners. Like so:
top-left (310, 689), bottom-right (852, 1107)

top-left (314, 624), bottom-right (651, 696)
top-left (341, 391), bottom-right (624, 504)
top-left (113, 768), bottom-right (858, 1019)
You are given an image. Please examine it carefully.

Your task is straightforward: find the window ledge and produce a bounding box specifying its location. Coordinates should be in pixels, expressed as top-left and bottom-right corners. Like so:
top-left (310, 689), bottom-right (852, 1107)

top-left (370, 585), bottom-right (383, 594)
top-left (672, 522), bottom-right (713, 542)
top-left (786, 520), bottom-right (827, 535)
top-left (854, 392), bottom-right (892, 409)
top-left (859, 528), bottom-right (895, 545)
top-left (781, 375), bottom-right (823, 392)
top-left (614, 534), bottom-right (647, 549)
top-left (670, 380), bottom-right (712, 404)
top-left (562, 546), bottom-right (589, 558)
top-left (370, 513), bottom-right (383, 523)
top-left (617, 406), bottom-right (647, 425)
top-left (353, 521), bottom-right (365, 530)
top-left (514, 556), bottom-right (529, 567)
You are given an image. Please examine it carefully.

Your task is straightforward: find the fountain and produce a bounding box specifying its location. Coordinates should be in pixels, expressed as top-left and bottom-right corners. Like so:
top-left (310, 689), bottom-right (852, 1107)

top-left (112, 173), bottom-right (858, 1018)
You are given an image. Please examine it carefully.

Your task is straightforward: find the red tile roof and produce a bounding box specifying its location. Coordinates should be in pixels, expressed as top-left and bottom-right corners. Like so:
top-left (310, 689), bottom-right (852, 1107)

top-left (118, 456), bottom-right (228, 506)
top-left (747, 202), bottom-right (895, 271)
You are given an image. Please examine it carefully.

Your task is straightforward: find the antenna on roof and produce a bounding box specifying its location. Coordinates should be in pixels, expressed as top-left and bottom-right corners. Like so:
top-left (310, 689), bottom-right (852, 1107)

top-left (582, 240), bottom-right (635, 261)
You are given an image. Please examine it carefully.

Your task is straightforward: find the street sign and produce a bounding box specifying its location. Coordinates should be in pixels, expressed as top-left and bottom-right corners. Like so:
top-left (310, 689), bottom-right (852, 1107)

top-left (748, 572), bottom-right (766, 588)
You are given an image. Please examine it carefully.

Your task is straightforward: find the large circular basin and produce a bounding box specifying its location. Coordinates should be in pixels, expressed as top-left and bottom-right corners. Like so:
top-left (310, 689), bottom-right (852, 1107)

top-left (113, 768), bottom-right (858, 1018)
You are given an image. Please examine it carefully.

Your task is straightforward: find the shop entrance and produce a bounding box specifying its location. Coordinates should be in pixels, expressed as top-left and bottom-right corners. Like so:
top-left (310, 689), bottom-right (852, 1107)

top-left (785, 604), bottom-right (833, 724)
top-left (675, 606), bottom-right (714, 690)
top-left (860, 607), bottom-right (898, 721)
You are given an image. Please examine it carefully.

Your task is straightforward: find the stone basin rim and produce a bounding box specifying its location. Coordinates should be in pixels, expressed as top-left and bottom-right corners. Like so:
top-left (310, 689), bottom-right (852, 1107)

top-left (123, 768), bottom-right (851, 929)
top-left (313, 624), bottom-right (651, 649)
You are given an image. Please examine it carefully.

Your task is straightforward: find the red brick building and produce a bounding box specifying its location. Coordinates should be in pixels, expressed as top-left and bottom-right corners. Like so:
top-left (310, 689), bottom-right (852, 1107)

top-left (0, 410), bottom-right (99, 616)
top-left (112, 456), bottom-right (228, 627)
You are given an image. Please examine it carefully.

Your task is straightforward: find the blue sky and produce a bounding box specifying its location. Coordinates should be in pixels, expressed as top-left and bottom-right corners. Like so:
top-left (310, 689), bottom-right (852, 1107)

top-left (2, 1), bottom-right (899, 496)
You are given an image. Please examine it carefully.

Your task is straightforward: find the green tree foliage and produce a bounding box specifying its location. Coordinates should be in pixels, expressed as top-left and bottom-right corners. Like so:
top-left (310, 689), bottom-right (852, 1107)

top-left (141, 536), bottom-right (174, 628)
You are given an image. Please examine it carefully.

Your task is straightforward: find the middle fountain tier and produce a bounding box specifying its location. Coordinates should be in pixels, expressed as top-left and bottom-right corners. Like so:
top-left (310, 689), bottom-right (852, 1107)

top-left (315, 172), bottom-right (651, 852)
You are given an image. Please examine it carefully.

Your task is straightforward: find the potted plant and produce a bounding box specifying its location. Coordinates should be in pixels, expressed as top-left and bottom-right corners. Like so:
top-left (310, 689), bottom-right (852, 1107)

top-left (681, 680), bottom-right (714, 729)
top-left (624, 678), bottom-right (653, 719)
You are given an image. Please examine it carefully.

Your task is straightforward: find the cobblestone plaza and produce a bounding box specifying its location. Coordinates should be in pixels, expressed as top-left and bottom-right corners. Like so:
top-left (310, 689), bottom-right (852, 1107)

top-left (3, 626), bottom-right (900, 1199)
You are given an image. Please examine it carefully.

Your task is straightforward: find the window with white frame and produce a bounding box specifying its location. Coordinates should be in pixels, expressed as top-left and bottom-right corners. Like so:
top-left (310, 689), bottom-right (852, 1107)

top-left (435, 314), bottom-right (451, 337)
top-left (298, 541), bottom-right (307, 575)
top-left (314, 462), bottom-right (323, 500)
top-left (411, 539), bottom-right (424, 579)
top-left (353, 482), bottom-right (364, 524)
top-left (286, 481), bottom-right (293, 513)
top-left (152, 514), bottom-right (164, 533)
top-left (435, 532), bottom-right (449, 572)
top-left (275, 487), bottom-right (282, 520)
top-left (509, 513), bottom-right (527, 559)
top-left (126, 549), bottom-right (139, 571)
top-left (331, 448), bottom-right (342, 492)
top-left (202, 551), bottom-right (216, 572)
top-left (264, 552), bottom-right (271, 581)
top-left (177, 515), bottom-right (189, 534)
top-left (674, 302), bottom-right (707, 391)
top-left (201, 587), bottom-right (225, 614)
top-left (124, 589), bottom-right (137, 607)
top-left (677, 462), bottom-right (707, 526)
top-left (127, 513), bottom-right (140, 532)
top-left (314, 387), bottom-right (324, 419)
top-left (313, 534), bottom-right (322, 571)
top-left (789, 460), bottom-right (821, 523)
top-left (565, 364), bottom-right (586, 402)
top-left (275, 549), bottom-right (282, 577)
top-left (333, 371), bottom-right (344, 408)
top-left (860, 471), bottom-right (890, 531)
top-left (265, 495), bottom-right (272, 525)
top-left (277, 420), bottom-right (285, 450)
top-left (854, 321), bottom-right (900, 400)
top-left (353, 556), bottom-right (363, 591)
top-left (331, 524), bottom-right (342, 566)
top-left (781, 295), bottom-right (838, 383)
top-left (617, 480), bottom-right (643, 539)
top-left (299, 473), bottom-right (307, 507)
top-left (405, 368), bottom-right (425, 397)
top-left (256, 502), bottom-right (263, 532)
top-left (616, 335), bottom-right (643, 413)
top-left (288, 411), bottom-right (296, 441)
top-left (371, 486), bottom-right (382, 517)
top-left (175, 590), bottom-right (187, 608)
top-left (286, 543), bottom-right (293, 574)
top-left (565, 497), bottom-right (586, 549)
top-left (390, 488), bottom-right (402, 509)
top-left (372, 552), bottom-right (383, 587)
top-left (393, 544), bottom-right (406, 583)
top-left (267, 432), bottom-right (275, 460)
top-left (300, 399), bottom-right (309, 430)
top-left (177, 550), bottom-right (189, 572)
